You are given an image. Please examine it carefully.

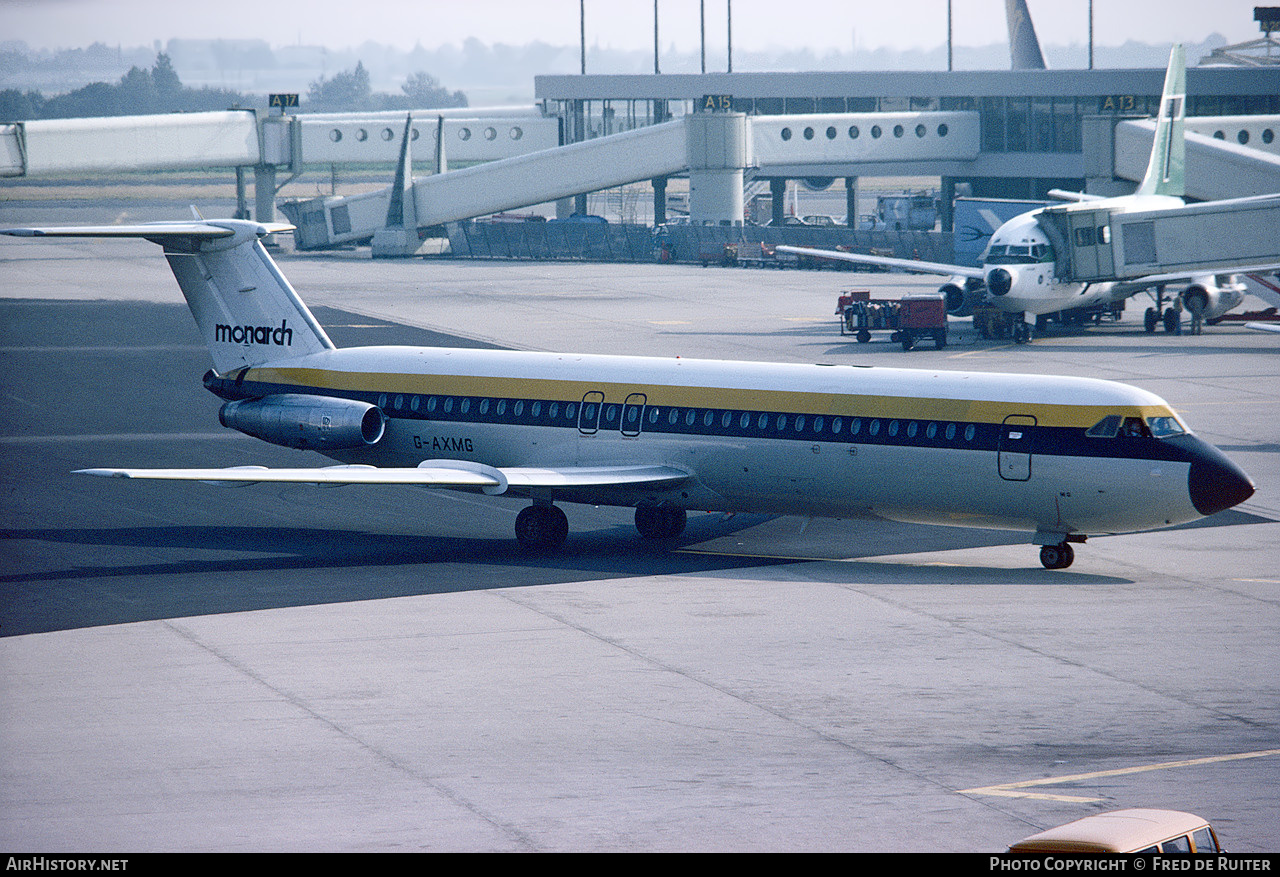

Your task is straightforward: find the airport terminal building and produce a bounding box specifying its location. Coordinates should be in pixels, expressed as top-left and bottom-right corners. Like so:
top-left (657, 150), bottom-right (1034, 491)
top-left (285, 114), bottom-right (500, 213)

top-left (536, 65), bottom-right (1280, 214)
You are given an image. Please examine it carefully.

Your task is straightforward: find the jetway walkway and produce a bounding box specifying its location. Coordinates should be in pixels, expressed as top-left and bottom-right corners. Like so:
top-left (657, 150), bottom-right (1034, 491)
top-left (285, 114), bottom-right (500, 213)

top-left (1116, 116), bottom-right (1280, 200)
top-left (1037, 192), bottom-right (1280, 283)
top-left (282, 110), bottom-right (980, 252)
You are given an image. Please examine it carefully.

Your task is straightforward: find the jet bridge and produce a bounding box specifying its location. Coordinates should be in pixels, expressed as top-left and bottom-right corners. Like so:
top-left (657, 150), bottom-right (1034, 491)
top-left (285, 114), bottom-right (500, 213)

top-left (1036, 193), bottom-right (1280, 283)
top-left (283, 110), bottom-right (980, 251)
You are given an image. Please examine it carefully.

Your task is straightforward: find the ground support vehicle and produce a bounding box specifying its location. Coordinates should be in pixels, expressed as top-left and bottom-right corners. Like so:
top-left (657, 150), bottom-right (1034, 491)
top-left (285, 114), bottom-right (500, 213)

top-left (837, 291), bottom-right (948, 349)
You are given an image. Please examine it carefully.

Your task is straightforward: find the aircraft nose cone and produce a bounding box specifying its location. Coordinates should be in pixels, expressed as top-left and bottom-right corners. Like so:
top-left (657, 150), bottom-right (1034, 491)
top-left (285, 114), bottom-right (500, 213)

top-left (987, 267), bottom-right (1013, 296)
top-left (1187, 443), bottom-right (1255, 517)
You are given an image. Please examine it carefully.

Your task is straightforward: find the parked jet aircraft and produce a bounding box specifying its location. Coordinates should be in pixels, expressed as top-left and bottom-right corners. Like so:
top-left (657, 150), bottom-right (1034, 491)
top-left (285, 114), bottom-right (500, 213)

top-left (0, 218), bottom-right (1255, 568)
top-left (778, 45), bottom-right (1278, 343)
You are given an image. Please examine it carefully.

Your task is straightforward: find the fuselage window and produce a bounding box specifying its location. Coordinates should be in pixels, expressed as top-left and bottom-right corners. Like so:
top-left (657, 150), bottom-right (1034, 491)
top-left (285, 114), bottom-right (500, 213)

top-left (410, 395), bottom-right (420, 412)
top-left (703, 410), bottom-right (715, 427)
top-left (721, 411), bottom-right (732, 428)
top-left (831, 417), bottom-right (843, 434)
top-left (888, 420), bottom-right (899, 437)
top-left (549, 402), bottom-right (559, 419)
top-left (776, 414), bottom-right (788, 431)
top-left (584, 402), bottom-right (596, 422)
top-left (649, 407), bottom-right (660, 424)
top-left (795, 415), bottom-right (806, 432)
top-left (426, 396), bottom-right (438, 413)
top-left (606, 405), bottom-right (619, 425)
top-left (868, 419), bottom-right (880, 436)
top-left (443, 397), bottom-right (454, 413)
top-left (669, 408), bottom-right (680, 425)
top-left (964, 424), bottom-right (975, 441)
top-left (531, 401), bottom-right (542, 418)
top-left (496, 399), bottom-right (507, 416)
top-left (513, 400), bottom-right (524, 417)
top-left (460, 398), bottom-right (471, 414)
top-left (566, 403), bottom-right (577, 420)
top-left (813, 416), bottom-right (824, 433)
top-left (945, 423), bottom-right (956, 440)
top-left (394, 394), bottom-right (404, 410)
top-left (926, 422), bottom-right (937, 439)
top-left (907, 421), bottom-right (918, 438)
top-left (479, 399), bottom-right (490, 415)
top-left (850, 418), bottom-right (862, 435)
top-left (758, 413), bottom-right (769, 430)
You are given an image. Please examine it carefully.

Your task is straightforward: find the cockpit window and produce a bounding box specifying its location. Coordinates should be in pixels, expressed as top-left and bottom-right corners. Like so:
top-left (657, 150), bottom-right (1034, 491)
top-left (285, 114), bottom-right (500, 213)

top-left (1088, 414), bottom-right (1172, 439)
top-left (985, 243), bottom-right (1054, 265)
top-left (1147, 415), bottom-right (1187, 438)
top-left (1086, 415), bottom-right (1121, 438)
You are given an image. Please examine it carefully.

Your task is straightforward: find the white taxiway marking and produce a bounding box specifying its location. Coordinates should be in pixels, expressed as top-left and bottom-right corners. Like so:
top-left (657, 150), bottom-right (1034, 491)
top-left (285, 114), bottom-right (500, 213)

top-left (960, 749), bottom-right (1280, 802)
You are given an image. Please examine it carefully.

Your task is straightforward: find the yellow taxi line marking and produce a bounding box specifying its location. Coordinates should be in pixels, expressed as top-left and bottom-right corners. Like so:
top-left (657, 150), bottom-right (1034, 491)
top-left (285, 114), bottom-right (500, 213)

top-left (960, 749), bottom-right (1280, 802)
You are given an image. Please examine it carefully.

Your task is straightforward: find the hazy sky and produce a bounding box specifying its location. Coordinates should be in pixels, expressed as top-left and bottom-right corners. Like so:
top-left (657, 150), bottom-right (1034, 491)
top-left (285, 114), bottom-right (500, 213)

top-left (0, 0), bottom-right (1269, 54)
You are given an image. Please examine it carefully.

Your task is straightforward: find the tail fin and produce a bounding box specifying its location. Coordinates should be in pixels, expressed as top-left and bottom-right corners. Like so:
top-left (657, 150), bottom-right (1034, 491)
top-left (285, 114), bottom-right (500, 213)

top-left (1005, 0), bottom-right (1047, 70)
top-left (2, 219), bottom-right (334, 374)
top-left (1136, 44), bottom-right (1186, 197)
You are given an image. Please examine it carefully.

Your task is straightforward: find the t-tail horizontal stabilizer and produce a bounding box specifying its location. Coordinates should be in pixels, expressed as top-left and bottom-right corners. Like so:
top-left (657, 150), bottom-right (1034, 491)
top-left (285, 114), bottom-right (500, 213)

top-left (1, 219), bottom-right (333, 374)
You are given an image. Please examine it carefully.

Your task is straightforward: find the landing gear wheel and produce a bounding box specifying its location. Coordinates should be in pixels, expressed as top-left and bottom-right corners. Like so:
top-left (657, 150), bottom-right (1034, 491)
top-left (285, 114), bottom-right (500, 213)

top-left (1039, 542), bottom-right (1075, 570)
top-left (1162, 307), bottom-right (1180, 334)
top-left (1013, 322), bottom-right (1032, 344)
top-left (635, 505), bottom-right (687, 539)
top-left (515, 504), bottom-right (569, 552)
top-left (1144, 307), bottom-right (1158, 333)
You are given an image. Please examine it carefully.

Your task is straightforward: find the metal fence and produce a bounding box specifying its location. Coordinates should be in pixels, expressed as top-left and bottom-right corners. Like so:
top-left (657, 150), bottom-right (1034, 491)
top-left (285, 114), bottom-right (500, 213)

top-left (444, 220), bottom-right (955, 267)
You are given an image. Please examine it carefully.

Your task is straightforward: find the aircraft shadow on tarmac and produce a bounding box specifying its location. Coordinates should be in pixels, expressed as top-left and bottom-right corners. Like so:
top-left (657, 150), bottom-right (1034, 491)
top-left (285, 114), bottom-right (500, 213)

top-left (5, 507), bottom-right (1266, 638)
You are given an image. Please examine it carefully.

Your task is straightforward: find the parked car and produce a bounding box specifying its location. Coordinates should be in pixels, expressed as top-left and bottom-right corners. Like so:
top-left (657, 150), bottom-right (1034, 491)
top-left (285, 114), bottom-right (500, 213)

top-left (1007, 809), bottom-right (1224, 854)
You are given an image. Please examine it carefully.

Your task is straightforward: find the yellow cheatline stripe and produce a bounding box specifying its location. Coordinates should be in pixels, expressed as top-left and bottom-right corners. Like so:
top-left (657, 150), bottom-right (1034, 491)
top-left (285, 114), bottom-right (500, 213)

top-left (241, 366), bottom-right (1174, 429)
top-left (960, 749), bottom-right (1280, 803)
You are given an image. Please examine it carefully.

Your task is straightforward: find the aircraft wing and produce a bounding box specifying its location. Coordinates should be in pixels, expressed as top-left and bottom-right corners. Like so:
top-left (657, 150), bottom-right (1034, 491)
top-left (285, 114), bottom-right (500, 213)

top-left (773, 245), bottom-right (985, 279)
top-left (1046, 188), bottom-right (1106, 202)
top-left (1245, 322), bottom-right (1280, 334)
top-left (75, 461), bottom-right (690, 496)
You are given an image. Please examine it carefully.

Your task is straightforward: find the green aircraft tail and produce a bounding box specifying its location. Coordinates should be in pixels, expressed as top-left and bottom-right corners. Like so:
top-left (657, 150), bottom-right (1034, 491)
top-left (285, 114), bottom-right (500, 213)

top-left (1136, 44), bottom-right (1186, 197)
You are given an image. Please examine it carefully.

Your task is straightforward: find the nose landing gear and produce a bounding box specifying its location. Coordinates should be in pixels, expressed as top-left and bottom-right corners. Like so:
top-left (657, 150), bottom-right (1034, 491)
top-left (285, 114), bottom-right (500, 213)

top-left (1039, 541), bottom-right (1075, 570)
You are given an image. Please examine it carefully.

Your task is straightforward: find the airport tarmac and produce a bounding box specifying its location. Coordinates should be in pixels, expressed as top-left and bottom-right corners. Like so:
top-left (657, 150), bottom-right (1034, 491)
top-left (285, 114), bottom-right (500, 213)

top-left (1, 204), bottom-right (1278, 852)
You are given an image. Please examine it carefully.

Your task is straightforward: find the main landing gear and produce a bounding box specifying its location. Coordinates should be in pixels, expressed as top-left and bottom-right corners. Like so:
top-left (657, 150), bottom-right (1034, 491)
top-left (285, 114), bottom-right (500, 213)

top-left (514, 503), bottom-right (569, 552)
top-left (635, 504), bottom-right (687, 540)
top-left (513, 502), bottom-right (689, 551)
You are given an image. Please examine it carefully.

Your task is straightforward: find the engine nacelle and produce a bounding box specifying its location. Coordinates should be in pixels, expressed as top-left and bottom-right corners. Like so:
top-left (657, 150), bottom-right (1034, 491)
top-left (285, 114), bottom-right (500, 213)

top-left (1182, 275), bottom-right (1246, 321)
top-left (219, 394), bottom-right (386, 451)
top-left (939, 275), bottom-right (986, 317)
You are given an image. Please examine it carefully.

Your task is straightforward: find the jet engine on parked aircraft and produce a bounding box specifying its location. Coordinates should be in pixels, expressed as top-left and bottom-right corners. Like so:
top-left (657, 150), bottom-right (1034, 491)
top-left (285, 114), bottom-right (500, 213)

top-left (1182, 275), bottom-right (1246, 321)
top-left (939, 275), bottom-right (987, 316)
top-left (219, 394), bottom-right (386, 451)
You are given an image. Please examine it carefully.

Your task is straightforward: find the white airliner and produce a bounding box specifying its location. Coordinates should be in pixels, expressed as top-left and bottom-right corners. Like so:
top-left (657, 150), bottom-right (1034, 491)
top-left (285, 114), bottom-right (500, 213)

top-left (0, 217), bottom-right (1255, 569)
top-left (779, 45), bottom-right (1279, 343)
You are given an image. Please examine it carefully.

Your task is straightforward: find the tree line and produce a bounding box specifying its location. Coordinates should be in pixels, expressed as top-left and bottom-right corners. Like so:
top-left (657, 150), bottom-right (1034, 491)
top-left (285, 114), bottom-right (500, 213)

top-left (0, 54), bottom-right (466, 121)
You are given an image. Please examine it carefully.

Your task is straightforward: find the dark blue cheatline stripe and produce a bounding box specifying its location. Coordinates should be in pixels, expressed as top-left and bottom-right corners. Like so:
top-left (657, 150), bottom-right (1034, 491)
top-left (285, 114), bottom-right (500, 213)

top-left (205, 374), bottom-right (1194, 465)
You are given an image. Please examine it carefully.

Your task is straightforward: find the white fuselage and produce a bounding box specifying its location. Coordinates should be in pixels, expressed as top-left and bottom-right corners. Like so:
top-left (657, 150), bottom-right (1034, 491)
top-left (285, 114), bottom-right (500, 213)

top-left (982, 195), bottom-right (1185, 316)
top-left (212, 345), bottom-right (1236, 540)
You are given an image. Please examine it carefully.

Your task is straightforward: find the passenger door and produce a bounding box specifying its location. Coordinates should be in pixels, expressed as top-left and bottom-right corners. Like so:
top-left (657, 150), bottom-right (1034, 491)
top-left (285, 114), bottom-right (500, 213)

top-left (998, 415), bottom-right (1036, 481)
